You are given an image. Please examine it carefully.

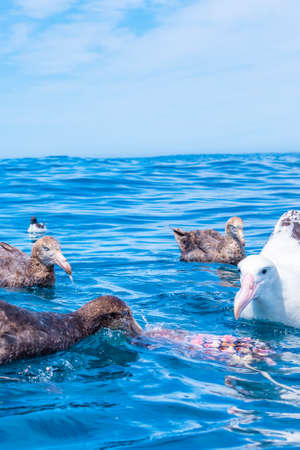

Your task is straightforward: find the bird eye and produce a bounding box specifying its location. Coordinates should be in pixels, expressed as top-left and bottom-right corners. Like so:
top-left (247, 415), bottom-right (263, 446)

top-left (262, 268), bottom-right (267, 274)
top-left (44, 246), bottom-right (50, 251)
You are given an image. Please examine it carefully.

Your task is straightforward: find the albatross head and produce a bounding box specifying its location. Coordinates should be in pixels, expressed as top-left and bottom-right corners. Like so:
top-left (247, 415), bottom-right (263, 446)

top-left (32, 236), bottom-right (72, 280)
top-left (226, 216), bottom-right (245, 246)
top-left (234, 255), bottom-right (279, 320)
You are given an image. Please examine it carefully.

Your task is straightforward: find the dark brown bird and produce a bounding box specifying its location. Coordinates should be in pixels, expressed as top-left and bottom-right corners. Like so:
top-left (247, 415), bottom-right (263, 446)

top-left (0, 295), bottom-right (142, 365)
top-left (172, 216), bottom-right (246, 265)
top-left (0, 236), bottom-right (72, 288)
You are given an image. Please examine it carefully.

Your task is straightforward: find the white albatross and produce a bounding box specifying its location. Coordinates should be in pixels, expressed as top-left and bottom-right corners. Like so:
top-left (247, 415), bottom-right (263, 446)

top-left (234, 210), bottom-right (300, 328)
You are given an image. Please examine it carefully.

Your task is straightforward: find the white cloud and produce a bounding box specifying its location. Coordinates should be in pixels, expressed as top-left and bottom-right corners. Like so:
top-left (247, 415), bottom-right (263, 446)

top-left (15, 0), bottom-right (76, 19)
top-left (10, 0), bottom-right (297, 78)
top-left (15, 21), bottom-right (136, 74)
top-left (83, 0), bottom-right (144, 11)
top-left (17, 23), bottom-right (104, 74)
top-left (0, 23), bottom-right (32, 55)
top-left (73, 0), bottom-right (145, 24)
top-left (101, 0), bottom-right (298, 79)
top-left (1, 0), bottom-right (300, 156)
top-left (11, 0), bottom-right (150, 74)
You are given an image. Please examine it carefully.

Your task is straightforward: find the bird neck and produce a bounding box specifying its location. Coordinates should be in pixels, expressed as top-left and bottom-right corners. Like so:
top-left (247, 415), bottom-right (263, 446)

top-left (253, 276), bottom-right (285, 322)
top-left (225, 230), bottom-right (243, 249)
top-left (72, 308), bottom-right (120, 337)
top-left (28, 257), bottom-right (55, 286)
top-left (225, 229), bottom-right (234, 241)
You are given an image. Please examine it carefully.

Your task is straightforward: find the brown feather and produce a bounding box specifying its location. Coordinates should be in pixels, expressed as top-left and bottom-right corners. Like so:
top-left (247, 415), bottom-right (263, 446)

top-left (0, 236), bottom-right (70, 288)
top-left (0, 295), bottom-right (141, 365)
top-left (172, 217), bottom-right (246, 265)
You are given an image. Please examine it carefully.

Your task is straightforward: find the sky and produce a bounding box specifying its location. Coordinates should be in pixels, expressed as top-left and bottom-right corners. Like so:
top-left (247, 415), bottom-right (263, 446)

top-left (0, 0), bottom-right (300, 158)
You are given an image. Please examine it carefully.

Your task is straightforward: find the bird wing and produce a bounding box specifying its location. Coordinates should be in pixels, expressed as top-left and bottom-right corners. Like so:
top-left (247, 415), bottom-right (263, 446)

top-left (0, 242), bottom-right (29, 287)
top-left (261, 210), bottom-right (300, 269)
top-left (260, 211), bottom-right (300, 326)
top-left (173, 227), bottom-right (224, 260)
top-left (272, 210), bottom-right (300, 242)
top-left (0, 242), bottom-right (26, 256)
top-left (197, 230), bottom-right (225, 258)
top-left (0, 301), bottom-right (55, 364)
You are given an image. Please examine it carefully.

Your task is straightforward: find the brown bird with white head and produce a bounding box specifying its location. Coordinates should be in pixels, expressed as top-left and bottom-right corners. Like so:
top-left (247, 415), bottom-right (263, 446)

top-left (172, 216), bottom-right (246, 265)
top-left (0, 236), bottom-right (72, 288)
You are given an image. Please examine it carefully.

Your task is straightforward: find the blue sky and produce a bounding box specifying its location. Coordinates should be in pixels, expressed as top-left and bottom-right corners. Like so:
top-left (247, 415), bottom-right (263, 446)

top-left (0, 0), bottom-right (299, 158)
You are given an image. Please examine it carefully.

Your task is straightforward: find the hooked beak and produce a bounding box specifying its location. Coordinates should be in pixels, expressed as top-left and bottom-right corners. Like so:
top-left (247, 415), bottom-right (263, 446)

top-left (53, 251), bottom-right (72, 281)
top-left (234, 273), bottom-right (258, 320)
top-left (128, 317), bottom-right (143, 337)
top-left (238, 230), bottom-right (246, 246)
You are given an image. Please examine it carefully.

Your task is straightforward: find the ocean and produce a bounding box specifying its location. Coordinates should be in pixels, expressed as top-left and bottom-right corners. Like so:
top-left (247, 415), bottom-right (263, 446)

top-left (0, 153), bottom-right (299, 449)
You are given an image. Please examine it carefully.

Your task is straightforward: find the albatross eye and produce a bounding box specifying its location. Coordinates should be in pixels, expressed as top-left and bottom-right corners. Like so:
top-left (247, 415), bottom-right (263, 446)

top-left (262, 268), bottom-right (267, 275)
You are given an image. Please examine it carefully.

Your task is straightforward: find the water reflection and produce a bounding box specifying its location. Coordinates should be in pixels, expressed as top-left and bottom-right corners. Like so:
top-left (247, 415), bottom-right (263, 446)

top-left (217, 265), bottom-right (240, 288)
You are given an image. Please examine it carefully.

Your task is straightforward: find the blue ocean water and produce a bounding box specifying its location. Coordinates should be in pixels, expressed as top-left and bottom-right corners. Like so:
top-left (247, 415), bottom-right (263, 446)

top-left (0, 153), bottom-right (299, 449)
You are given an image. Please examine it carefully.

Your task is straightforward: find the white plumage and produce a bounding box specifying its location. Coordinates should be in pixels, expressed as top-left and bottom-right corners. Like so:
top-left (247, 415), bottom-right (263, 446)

top-left (27, 216), bottom-right (47, 234)
top-left (234, 210), bottom-right (300, 328)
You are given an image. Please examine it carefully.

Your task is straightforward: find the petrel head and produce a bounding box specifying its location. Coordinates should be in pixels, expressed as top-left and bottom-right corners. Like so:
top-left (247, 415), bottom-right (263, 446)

top-left (226, 216), bottom-right (245, 246)
top-left (32, 236), bottom-right (72, 280)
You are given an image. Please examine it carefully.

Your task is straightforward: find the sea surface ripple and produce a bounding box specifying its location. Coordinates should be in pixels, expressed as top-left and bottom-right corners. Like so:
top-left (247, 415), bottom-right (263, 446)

top-left (0, 153), bottom-right (299, 449)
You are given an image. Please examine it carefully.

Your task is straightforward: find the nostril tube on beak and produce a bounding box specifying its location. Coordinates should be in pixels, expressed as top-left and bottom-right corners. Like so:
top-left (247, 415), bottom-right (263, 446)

top-left (129, 318), bottom-right (143, 337)
top-left (53, 252), bottom-right (72, 279)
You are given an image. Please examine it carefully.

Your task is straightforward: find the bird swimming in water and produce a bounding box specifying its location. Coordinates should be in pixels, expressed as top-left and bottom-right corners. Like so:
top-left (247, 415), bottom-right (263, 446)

top-left (0, 236), bottom-right (72, 288)
top-left (234, 210), bottom-right (300, 328)
top-left (27, 216), bottom-right (47, 233)
top-left (0, 295), bottom-right (142, 366)
top-left (0, 293), bottom-right (272, 369)
top-left (172, 216), bottom-right (246, 265)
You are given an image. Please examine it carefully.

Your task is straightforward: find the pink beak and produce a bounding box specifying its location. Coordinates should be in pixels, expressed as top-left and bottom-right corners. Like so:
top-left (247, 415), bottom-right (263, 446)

top-left (234, 273), bottom-right (257, 320)
top-left (53, 251), bottom-right (72, 281)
